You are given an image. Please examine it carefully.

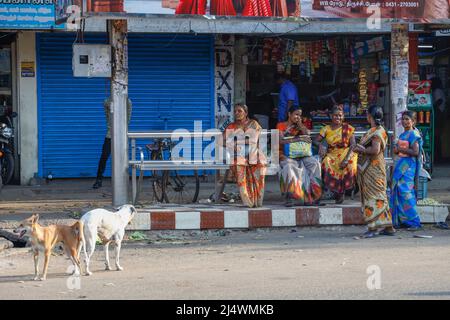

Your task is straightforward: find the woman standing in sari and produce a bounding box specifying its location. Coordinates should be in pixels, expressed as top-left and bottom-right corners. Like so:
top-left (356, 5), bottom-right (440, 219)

top-left (354, 105), bottom-right (395, 237)
top-left (224, 104), bottom-right (267, 208)
top-left (314, 105), bottom-right (358, 204)
top-left (277, 105), bottom-right (322, 207)
top-left (390, 111), bottom-right (422, 230)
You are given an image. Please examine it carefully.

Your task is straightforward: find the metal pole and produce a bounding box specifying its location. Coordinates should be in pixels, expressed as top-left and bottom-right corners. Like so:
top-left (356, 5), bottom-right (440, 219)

top-left (390, 23), bottom-right (409, 139)
top-left (108, 19), bottom-right (129, 206)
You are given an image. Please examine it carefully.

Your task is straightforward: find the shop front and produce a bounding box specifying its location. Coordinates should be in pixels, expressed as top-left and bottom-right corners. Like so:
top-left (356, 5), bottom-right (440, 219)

top-left (407, 30), bottom-right (450, 168)
top-left (36, 32), bottom-right (214, 178)
top-left (239, 34), bottom-right (392, 135)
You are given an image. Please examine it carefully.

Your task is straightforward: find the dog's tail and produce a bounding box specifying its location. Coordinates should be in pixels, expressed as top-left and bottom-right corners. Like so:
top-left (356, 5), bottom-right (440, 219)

top-left (72, 220), bottom-right (85, 258)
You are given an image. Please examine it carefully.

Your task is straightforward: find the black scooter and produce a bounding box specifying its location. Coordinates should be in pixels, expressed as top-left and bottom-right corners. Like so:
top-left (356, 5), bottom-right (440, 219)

top-left (0, 112), bottom-right (16, 188)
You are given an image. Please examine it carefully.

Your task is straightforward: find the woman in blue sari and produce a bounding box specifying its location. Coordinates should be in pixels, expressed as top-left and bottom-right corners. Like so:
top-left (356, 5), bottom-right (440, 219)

top-left (390, 111), bottom-right (422, 230)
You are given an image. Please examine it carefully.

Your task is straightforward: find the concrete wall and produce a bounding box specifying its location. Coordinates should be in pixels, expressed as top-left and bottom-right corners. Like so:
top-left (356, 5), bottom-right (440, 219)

top-left (16, 31), bottom-right (38, 185)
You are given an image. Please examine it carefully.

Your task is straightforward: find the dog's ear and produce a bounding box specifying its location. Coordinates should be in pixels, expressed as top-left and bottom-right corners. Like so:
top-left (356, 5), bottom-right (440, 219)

top-left (32, 214), bottom-right (39, 223)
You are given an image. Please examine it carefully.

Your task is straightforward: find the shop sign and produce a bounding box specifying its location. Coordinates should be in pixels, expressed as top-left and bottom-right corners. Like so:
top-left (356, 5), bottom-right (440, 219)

top-left (215, 35), bottom-right (234, 132)
top-left (21, 61), bottom-right (35, 78)
top-left (56, 0), bottom-right (449, 22)
top-left (0, 1), bottom-right (62, 29)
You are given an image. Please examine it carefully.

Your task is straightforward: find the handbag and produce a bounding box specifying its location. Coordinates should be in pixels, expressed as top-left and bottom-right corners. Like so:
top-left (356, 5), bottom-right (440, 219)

top-left (283, 136), bottom-right (312, 158)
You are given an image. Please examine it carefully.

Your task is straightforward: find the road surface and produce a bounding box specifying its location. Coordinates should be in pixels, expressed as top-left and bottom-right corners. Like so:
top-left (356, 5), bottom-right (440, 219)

top-left (0, 225), bottom-right (450, 300)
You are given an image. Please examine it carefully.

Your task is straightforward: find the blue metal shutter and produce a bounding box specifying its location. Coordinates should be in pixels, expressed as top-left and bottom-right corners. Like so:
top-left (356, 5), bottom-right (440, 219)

top-left (37, 33), bottom-right (214, 178)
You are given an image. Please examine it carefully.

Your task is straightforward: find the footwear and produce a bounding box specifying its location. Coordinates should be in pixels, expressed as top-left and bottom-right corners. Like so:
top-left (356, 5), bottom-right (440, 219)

top-left (361, 231), bottom-right (377, 238)
top-left (406, 226), bottom-right (422, 231)
top-left (285, 197), bottom-right (294, 207)
top-left (335, 193), bottom-right (344, 204)
top-left (378, 229), bottom-right (396, 236)
top-left (435, 222), bottom-right (449, 230)
top-left (314, 200), bottom-right (326, 206)
top-left (92, 179), bottom-right (102, 189)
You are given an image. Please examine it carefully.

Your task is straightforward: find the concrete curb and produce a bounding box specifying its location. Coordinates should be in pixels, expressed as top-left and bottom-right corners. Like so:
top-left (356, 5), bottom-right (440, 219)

top-left (126, 205), bottom-right (449, 231)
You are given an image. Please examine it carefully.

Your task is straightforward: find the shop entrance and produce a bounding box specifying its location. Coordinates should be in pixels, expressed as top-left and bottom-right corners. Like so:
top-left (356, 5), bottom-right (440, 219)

top-left (243, 34), bottom-right (391, 135)
top-left (416, 33), bottom-right (450, 165)
top-left (0, 32), bottom-right (18, 185)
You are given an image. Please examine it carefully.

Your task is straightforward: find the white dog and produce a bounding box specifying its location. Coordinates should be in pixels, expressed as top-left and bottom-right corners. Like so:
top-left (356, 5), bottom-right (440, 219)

top-left (79, 204), bottom-right (136, 275)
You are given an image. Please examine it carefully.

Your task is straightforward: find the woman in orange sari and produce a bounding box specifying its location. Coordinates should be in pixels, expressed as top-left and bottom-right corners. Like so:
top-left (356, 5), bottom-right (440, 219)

top-left (224, 104), bottom-right (266, 208)
top-left (314, 105), bottom-right (358, 204)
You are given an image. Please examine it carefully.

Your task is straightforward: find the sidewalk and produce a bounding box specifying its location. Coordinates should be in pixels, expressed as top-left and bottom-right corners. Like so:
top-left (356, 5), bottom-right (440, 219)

top-left (0, 166), bottom-right (448, 231)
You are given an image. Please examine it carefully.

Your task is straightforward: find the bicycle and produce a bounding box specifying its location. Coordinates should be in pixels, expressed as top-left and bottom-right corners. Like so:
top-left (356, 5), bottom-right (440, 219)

top-left (145, 109), bottom-right (200, 204)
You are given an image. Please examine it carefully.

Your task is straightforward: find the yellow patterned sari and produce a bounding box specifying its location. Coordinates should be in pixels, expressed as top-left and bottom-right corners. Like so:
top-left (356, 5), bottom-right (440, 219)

top-left (357, 126), bottom-right (393, 230)
top-left (320, 124), bottom-right (358, 194)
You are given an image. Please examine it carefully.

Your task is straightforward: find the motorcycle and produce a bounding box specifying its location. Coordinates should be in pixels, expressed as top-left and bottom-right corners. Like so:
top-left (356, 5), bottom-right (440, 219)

top-left (0, 112), bottom-right (16, 188)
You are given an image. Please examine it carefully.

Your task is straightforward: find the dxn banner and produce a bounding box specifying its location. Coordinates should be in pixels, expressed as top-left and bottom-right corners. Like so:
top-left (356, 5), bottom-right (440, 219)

top-left (56, 0), bottom-right (450, 21)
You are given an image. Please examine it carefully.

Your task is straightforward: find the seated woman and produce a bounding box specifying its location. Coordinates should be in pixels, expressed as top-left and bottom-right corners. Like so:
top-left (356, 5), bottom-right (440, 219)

top-left (314, 105), bottom-right (358, 204)
top-left (277, 105), bottom-right (322, 207)
top-left (390, 111), bottom-right (422, 230)
top-left (224, 103), bottom-right (267, 208)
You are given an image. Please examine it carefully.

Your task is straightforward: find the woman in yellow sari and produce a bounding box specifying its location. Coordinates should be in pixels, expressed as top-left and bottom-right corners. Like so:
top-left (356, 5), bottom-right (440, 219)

top-left (314, 105), bottom-right (358, 204)
top-left (354, 105), bottom-right (395, 238)
top-left (224, 104), bottom-right (267, 208)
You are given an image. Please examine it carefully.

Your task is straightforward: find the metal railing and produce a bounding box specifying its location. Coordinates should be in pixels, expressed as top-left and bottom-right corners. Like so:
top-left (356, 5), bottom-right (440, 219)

top-left (128, 128), bottom-right (395, 203)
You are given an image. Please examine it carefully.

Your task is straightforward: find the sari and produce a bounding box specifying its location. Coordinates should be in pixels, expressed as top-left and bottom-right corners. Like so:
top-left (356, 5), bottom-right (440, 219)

top-left (277, 122), bottom-right (322, 204)
top-left (357, 126), bottom-right (393, 230)
top-left (390, 129), bottom-right (422, 228)
top-left (225, 119), bottom-right (267, 207)
top-left (319, 124), bottom-right (358, 194)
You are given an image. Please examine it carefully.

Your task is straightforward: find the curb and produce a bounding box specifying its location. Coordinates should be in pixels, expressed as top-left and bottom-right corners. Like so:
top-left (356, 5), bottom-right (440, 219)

top-left (127, 205), bottom-right (449, 231)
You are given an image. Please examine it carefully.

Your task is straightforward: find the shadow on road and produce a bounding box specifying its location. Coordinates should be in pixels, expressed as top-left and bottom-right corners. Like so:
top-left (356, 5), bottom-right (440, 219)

top-left (0, 272), bottom-right (70, 283)
top-left (407, 291), bottom-right (450, 297)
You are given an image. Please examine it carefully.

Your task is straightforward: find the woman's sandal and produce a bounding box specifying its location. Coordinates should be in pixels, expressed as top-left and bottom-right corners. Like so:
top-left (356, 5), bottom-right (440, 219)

top-left (378, 229), bottom-right (396, 236)
top-left (361, 231), bottom-right (377, 238)
top-left (335, 194), bottom-right (344, 204)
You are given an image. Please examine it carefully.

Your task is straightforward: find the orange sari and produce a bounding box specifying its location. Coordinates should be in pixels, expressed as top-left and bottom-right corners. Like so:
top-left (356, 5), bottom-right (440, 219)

top-left (225, 119), bottom-right (266, 207)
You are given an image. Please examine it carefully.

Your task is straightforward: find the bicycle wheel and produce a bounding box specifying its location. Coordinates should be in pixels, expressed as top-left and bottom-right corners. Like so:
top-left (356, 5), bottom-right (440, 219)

top-left (151, 150), bottom-right (165, 202)
top-left (162, 170), bottom-right (200, 204)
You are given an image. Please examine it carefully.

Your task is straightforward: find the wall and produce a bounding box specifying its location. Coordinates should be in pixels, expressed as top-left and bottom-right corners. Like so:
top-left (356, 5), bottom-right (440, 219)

top-left (215, 35), bottom-right (234, 131)
top-left (234, 38), bottom-right (247, 105)
top-left (16, 31), bottom-right (37, 185)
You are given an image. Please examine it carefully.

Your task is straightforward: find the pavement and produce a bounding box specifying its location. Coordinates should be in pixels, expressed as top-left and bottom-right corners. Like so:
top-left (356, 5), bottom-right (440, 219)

top-left (0, 165), bottom-right (448, 233)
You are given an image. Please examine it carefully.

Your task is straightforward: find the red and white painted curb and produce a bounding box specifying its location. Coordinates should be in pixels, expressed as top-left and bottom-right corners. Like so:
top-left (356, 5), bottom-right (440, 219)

top-left (127, 205), bottom-right (449, 231)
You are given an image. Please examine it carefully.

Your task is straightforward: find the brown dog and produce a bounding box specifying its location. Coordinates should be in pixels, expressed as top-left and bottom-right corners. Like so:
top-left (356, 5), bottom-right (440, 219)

top-left (14, 214), bottom-right (85, 281)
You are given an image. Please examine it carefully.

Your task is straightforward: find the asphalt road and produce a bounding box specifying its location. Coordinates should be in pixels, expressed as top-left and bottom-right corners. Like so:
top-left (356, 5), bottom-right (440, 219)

top-left (0, 225), bottom-right (450, 300)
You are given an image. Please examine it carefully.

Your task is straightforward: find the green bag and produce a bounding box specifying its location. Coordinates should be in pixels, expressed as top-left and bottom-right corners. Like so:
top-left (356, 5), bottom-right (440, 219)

top-left (283, 136), bottom-right (312, 158)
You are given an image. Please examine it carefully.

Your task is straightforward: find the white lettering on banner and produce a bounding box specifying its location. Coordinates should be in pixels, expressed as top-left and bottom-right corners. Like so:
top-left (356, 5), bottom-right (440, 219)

top-left (215, 36), bottom-right (234, 132)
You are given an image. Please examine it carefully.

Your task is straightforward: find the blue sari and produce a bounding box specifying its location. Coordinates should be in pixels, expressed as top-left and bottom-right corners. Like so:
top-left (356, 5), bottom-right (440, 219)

top-left (390, 129), bottom-right (422, 228)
